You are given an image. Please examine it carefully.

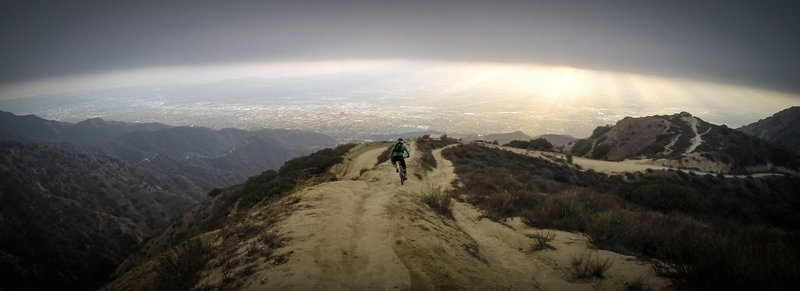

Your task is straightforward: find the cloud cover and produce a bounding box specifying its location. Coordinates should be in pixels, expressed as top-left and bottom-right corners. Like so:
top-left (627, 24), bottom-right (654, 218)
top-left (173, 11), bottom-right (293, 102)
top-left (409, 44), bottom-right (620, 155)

top-left (1, 0), bottom-right (799, 93)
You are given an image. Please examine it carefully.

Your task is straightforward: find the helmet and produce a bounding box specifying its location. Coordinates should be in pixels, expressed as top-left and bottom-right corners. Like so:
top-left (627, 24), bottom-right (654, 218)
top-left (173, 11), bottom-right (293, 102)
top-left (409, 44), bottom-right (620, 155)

top-left (397, 138), bottom-right (404, 143)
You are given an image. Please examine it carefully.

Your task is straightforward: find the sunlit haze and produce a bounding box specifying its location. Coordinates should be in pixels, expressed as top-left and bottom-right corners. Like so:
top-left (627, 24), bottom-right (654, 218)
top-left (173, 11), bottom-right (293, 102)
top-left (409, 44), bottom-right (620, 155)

top-left (1, 60), bottom-right (797, 139)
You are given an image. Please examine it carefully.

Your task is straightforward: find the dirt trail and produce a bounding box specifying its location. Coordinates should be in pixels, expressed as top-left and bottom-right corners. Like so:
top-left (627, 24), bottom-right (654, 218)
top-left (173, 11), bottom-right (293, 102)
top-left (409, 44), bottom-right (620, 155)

top-left (244, 141), bottom-right (669, 290)
top-left (684, 115), bottom-right (705, 155)
top-left (482, 143), bottom-right (672, 174)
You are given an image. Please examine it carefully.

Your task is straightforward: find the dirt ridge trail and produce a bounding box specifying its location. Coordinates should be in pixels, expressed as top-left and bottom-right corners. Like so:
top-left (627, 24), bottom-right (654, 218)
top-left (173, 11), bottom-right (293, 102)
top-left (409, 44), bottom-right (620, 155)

top-left (245, 141), bottom-right (668, 290)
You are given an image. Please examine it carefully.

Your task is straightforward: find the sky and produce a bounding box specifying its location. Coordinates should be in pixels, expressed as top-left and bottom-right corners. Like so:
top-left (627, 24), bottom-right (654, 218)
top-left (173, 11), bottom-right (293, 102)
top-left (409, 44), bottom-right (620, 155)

top-left (1, 0), bottom-right (799, 96)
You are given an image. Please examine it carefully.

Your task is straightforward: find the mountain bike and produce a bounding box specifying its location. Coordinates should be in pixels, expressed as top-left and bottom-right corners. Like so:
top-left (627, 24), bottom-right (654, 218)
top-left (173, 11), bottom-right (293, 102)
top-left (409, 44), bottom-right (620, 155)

top-left (397, 154), bottom-right (409, 185)
top-left (399, 164), bottom-right (406, 184)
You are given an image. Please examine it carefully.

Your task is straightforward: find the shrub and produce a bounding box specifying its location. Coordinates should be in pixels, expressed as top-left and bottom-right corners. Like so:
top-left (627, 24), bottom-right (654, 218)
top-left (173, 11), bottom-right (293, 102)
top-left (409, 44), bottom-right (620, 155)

top-left (238, 144), bottom-right (355, 209)
top-left (443, 143), bottom-right (800, 290)
top-left (421, 185), bottom-right (453, 218)
top-left (207, 188), bottom-right (223, 197)
top-left (523, 194), bottom-right (586, 231)
top-left (585, 209), bottom-right (655, 254)
top-left (527, 231), bottom-right (556, 251)
top-left (153, 238), bottom-right (212, 291)
top-left (651, 224), bottom-right (800, 290)
top-left (504, 138), bottom-right (554, 151)
top-left (570, 253), bottom-right (613, 279)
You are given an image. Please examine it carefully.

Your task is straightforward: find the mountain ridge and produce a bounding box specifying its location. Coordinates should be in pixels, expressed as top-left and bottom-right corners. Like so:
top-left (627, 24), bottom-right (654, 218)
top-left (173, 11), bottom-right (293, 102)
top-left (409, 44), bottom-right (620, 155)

top-left (0, 111), bottom-right (337, 191)
top-left (564, 112), bottom-right (800, 174)
top-left (739, 106), bottom-right (800, 154)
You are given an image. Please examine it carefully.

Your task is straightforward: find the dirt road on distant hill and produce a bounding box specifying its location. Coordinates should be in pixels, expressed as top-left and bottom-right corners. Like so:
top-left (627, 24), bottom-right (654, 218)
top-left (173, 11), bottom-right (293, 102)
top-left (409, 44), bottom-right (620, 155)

top-left (242, 141), bottom-right (669, 290)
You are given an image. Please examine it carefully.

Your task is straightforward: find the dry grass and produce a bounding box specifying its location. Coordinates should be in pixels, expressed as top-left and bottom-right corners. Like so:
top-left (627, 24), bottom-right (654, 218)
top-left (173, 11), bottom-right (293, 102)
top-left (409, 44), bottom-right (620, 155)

top-left (526, 231), bottom-right (556, 252)
top-left (421, 185), bottom-right (453, 218)
top-left (152, 238), bottom-right (212, 291)
top-left (570, 252), bottom-right (613, 279)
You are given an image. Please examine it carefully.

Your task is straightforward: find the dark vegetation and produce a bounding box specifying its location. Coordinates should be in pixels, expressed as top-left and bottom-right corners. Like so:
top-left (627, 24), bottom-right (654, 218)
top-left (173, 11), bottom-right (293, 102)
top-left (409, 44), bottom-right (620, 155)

top-left (662, 113), bottom-right (694, 158)
top-left (414, 135), bottom-right (459, 172)
top-left (739, 106), bottom-right (800, 155)
top-left (237, 143), bottom-right (356, 210)
top-left (698, 125), bottom-right (800, 172)
top-left (443, 143), bottom-right (800, 290)
top-left (152, 238), bottom-right (212, 291)
top-left (504, 137), bottom-right (554, 151)
top-left (0, 142), bottom-right (196, 291)
top-left (570, 125), bottom-right (610, 157)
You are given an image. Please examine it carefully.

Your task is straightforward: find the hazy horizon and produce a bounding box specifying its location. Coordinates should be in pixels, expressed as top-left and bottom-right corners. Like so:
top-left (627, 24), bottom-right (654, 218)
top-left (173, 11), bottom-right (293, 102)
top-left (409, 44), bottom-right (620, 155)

top-left (1, 60), bottom-right (798, 140)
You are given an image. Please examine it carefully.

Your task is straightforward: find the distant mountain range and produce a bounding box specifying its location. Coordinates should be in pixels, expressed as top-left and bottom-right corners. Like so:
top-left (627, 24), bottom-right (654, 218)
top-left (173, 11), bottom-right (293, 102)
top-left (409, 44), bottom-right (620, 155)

top-left (0, 111), bottom-right (336, 289)
top-left (738, 106), bottom-right (800, 154)
top-left (465, 131), bottom-right (577, 146)
top-left (0, 142), bottom-right (200, 290)
top-left (0, 112), bottom-right (169, 152)
top-left (564, 112), bottom-right (800, 174)
top-left (0, 111), bottom-right (337, 191)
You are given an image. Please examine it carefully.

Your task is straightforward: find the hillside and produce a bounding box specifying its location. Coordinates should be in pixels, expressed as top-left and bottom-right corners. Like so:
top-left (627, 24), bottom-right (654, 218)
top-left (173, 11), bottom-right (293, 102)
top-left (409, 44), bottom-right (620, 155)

top-left (0, 111), bottom-right (337, 191)
top-left (106, 139), bottom-right (671, 290)
top-left (739, 106), bottom-right (800, 154)
top-left (466, 131), bottom-right (576, 147)
top-left (107, 127), bottom-right (335, 191)
top-left (565, 112), bottom-right (800, 174)
top-left (537, 134), bottom-right (577, 146)
top-left (0, 142), bottom-right (201, 290)
top-left (103, 137), bottom-right (800, 290)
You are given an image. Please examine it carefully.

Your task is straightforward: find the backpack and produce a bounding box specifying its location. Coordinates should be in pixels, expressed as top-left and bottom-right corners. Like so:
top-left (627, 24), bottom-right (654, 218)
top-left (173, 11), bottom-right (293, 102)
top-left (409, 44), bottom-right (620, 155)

top-left (393, 143), bottom-right (404, 153)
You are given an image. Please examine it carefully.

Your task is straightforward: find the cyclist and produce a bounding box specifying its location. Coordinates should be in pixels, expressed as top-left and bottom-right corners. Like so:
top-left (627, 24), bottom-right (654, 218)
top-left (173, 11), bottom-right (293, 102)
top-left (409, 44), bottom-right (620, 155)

top-left (390, 138), bottom-right (410, 174)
